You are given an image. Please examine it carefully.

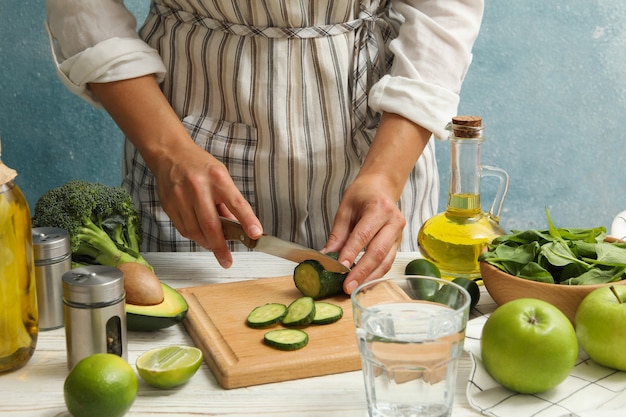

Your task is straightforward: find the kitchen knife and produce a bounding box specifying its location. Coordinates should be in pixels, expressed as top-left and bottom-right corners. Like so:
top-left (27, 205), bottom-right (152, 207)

top-left (219, 217), bottom-right (350, 274)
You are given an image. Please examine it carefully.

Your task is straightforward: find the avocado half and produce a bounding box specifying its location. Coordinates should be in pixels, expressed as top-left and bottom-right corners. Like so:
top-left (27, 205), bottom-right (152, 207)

top-left (126, 282), bottom-right (188, 331)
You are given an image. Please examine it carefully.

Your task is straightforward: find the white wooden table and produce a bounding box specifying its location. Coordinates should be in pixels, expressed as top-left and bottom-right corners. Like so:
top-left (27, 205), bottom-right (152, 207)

top-left (0, 252), bottom-right (495, 416)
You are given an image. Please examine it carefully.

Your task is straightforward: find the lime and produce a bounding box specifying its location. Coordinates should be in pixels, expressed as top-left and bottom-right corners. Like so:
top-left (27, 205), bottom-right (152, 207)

top-left (407, 278), bottom-right (440, 301)
top-left (404, 258), bottom-right (442, 278)
top-left (452, 277), bottom-right (481, 309)
top-left (136, 345), bottom-right (203, 388)
top-left (433, 284), bottom-right (461, 307)
top-left (64, 353), bottom-right (137, 417)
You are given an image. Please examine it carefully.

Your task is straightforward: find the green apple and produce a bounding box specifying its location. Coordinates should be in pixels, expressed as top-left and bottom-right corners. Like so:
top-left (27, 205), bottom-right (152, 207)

top-left (481, 298), bottom-right (578, 394)
top-left (576, 285), bottom-right (626, 370)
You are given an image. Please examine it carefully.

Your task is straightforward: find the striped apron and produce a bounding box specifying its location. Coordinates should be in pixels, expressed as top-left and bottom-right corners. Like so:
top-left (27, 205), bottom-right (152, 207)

top-left (123, 0), bottom-right (438, 253)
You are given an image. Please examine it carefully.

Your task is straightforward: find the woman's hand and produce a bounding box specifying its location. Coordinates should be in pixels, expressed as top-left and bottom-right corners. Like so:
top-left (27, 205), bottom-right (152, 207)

top-left (325, 173), bottom-right (406, 293)
top-left (89, 75), bottom-right (263, 268)
top-left (152, 139), bottom-right (262, 268)
top-left (323, 112), bottom-right (432, 293)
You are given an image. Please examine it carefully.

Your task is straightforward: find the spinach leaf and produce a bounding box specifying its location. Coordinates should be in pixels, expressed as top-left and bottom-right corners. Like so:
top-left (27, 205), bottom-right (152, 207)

top-left (584, 243), bottom-right (626, 267)
top-left (560, 262), bottom-right (589, 282)
top-left (491, 229), bottom-right (553, 245)
top-left (541, 241), bottom-right (591, 268)
top-left (561, 266), bottom-right (625, 285)
top-left (570, 240), bottom-right (601, 259)
top-left (518, 262), bottom-right (554, 283)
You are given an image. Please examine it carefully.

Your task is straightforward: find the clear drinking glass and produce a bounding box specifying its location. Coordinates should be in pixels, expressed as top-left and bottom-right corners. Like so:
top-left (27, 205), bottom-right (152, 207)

top-left (352, 275), bottom-right (471, 417)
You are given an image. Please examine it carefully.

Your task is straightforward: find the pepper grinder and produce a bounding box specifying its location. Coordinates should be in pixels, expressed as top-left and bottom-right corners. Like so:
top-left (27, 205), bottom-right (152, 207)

top-left (63, 265), bottom-right (127, 369)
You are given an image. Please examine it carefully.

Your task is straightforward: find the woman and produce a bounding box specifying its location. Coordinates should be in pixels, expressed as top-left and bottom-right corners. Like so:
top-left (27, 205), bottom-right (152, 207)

top-left (45, 0), bottom-right (483, 293)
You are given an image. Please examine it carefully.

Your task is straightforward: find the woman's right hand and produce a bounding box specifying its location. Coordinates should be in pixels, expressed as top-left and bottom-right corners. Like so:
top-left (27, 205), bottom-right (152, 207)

top-left (89, 75), bottom-right (263, 267)
top-left (152, 138), bottom-right (262, 268)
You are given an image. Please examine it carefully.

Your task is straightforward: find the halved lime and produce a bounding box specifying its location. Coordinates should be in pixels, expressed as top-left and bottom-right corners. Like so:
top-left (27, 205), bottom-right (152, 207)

top-left (135, 345), bottom-right (203, 388)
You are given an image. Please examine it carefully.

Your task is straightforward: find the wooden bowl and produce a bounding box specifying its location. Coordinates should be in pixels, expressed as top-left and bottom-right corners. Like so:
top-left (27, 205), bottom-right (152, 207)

top-left (480, 259), bottom-right (626, 324)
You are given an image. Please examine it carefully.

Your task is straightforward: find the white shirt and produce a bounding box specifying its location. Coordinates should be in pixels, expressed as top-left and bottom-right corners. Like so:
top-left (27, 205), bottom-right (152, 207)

top-left (46, 0), bottom-right (483, 139)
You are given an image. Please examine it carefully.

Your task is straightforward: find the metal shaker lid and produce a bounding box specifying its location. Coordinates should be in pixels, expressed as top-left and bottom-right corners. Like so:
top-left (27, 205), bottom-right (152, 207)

top-left (62, 265), bottom-right (124, 305)
top-left (32, 227), bottom-right (71, 260)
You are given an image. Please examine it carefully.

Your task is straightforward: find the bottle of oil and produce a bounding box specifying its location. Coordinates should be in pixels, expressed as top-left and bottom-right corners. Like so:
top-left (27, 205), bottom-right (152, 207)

top-left (418, 116), bottom-right (509, 280)
top-left (0, 136), bottom-right (38, 373)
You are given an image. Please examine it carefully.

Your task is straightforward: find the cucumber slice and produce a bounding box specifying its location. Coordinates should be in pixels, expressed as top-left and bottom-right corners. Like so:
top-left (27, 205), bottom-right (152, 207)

top-left (312, 302), bottom-right (343, 325)
top-left (281, 297), bottom-right (316, 327)
top-left (246, 303), bottom-right (287, 328)
top-left (263, 329), bottom-right (309, 351)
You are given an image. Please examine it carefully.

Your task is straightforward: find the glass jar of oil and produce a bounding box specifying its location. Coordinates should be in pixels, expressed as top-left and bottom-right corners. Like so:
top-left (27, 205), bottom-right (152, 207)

top-left (0, 137), bottom-right (38, 373)
top-left (418, 116), bottom-right (509, 280)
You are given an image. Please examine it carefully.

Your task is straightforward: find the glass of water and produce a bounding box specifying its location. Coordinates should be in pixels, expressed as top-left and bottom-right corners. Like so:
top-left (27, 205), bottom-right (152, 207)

top-left (351, 275), bottom-right (471, 417)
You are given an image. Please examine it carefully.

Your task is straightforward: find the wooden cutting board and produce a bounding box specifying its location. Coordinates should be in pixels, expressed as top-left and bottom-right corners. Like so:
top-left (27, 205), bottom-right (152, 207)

top-left (178, 276), bottom-right (361, 389)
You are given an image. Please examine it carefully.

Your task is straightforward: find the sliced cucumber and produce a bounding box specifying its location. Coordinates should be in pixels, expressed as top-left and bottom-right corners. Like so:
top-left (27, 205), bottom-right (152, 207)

top-left (312, 302), bottom-right (343, 325)
top-left (281, 296), bottom-right (316, 327)
top-left (246, 303), bottom-right (287, 328)
top-left (263, 329), bottom-right (309, 351)
top-left (293, 253), bottom-right (347, 299)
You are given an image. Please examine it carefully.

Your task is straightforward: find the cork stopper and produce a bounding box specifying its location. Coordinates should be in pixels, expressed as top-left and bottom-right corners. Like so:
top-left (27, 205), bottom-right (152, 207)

top-left (0, 163), bottom-right (16, 185)
top-left (450, 116), bottom-right (483, 139)
top-left (0, 138), bottom-right (17, 185)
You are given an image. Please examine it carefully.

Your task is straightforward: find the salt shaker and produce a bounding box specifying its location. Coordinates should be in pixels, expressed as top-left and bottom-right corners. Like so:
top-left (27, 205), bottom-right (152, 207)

top-left (63, 265), bottom-right (127, 369)
top-left (33, 227), bottom-right (71, 330)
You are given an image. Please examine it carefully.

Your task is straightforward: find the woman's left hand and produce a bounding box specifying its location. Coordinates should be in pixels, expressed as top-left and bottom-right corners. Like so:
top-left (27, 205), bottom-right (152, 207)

top-left (323, 174), bottom-right (406, 294)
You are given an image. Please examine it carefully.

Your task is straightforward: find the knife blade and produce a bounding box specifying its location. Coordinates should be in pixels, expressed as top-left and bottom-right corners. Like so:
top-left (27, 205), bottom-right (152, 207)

top-left (219, 217), bottom-right (350, 274)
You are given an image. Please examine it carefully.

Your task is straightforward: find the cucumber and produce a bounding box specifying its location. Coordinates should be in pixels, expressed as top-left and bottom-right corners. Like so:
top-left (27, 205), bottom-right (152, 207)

top-left (281, 296), bottom-right (316, 327)
top-left (294, 257), bottom-right (346, 299)
top-left (263, 329), bottom-right (309, 351)
top-left (312, 302), bottom-right (343, 325)
top-left (246, 303), bottom-right (287, 328)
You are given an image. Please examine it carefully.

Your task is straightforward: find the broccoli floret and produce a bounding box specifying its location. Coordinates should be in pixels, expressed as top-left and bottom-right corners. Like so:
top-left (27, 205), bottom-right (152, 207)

top-left (32, 180), bottom-right (152, 270)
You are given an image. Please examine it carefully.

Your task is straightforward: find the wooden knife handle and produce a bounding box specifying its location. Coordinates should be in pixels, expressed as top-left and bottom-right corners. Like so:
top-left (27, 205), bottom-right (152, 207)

top-left (219, 217), bottom-right (257, 248)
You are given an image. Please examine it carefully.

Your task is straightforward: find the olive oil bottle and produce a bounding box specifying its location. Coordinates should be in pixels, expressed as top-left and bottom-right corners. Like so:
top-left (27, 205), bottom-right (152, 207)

top-left (0, 137), bottom-right (38, 373)
top-left (418, 116), bottom-right (509, 280)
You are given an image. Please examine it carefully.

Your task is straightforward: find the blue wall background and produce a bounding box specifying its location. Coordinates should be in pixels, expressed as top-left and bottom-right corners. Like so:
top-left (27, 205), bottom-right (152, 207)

top-left (1, 1), bottom-right (625, 236)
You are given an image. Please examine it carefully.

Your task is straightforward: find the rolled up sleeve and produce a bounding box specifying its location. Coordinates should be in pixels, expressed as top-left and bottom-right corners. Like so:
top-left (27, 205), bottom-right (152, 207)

top-left (369, 0), bottom-right (484, 139)
top-left (45, 0), bottom-right (165, 107)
